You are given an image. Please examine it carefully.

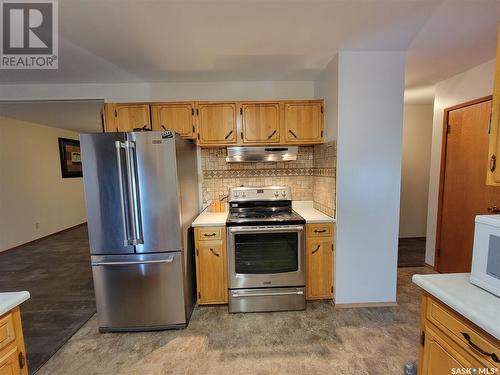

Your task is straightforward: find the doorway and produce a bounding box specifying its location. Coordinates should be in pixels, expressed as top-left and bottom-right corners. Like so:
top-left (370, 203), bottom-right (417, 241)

top-left (436, 96), bottom-right (500, 272)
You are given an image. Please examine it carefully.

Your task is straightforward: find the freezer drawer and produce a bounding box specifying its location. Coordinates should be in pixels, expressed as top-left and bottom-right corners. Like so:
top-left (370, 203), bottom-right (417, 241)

top-left (91, 252), bottom-right (187, 331)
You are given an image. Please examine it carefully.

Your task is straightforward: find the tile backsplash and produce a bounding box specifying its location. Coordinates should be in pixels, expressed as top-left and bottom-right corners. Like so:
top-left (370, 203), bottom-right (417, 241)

top-left (200, 141), bottom-right (336, 217)
top-left (313, 142), bottom-right (336, 218)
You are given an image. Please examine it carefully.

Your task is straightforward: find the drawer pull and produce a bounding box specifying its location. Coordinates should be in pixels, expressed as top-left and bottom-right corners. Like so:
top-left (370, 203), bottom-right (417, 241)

top-left (209, 248), bottom-right (220, 257)
top-left (312, 244), bottom-right (320, 254)
top-left (203, 233), bottom-right (217, 237)
top-left (314, 229), bottom-right (327, 233)
top-left (461, 332), bottom-right (500, 363)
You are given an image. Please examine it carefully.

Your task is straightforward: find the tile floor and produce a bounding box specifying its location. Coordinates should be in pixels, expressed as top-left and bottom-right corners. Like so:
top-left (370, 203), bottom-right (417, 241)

top-left (37, 266), bottom-right (434, 375)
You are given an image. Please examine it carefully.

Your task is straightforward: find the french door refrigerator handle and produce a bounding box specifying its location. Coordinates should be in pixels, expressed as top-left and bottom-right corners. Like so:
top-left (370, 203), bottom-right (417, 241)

top-left (92, 257), bottom-right (175, 267)
top-left (115, 141), bottom-right (131, 246)
top-left (125, 140), bottom-right (144, 245)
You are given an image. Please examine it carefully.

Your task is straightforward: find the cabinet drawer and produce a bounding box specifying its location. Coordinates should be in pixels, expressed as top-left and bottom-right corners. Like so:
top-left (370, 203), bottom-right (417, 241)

top-left (0, 313), bottom-right (15, 353)
top-left (307, 224), bottom-right (333, 237)
top-left (426, 297), bottom-right (500, 368)
top-left (196, 227), bottom-right (224, 241)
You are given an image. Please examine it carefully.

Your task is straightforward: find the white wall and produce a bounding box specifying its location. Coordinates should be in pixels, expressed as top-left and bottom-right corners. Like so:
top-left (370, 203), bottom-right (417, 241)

top-left (314, 56), bottom-right (338, 142)
top-left (0, 117), bottom-right (87, 251)
top-left (425, 59), bottom-right (495, 266)
top-left (399, 104), bottom-right (434, 238)
top-left (0, 81), bottom-right (315, 102)
top-left (336, 51), bottom-right (405, 304)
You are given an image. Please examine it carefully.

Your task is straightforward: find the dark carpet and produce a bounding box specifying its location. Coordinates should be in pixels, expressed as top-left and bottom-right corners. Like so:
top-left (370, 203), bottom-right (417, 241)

top-left (0, 224), bottom-right (95, 374)
top-left (398, 237), bottom-right (426, 267)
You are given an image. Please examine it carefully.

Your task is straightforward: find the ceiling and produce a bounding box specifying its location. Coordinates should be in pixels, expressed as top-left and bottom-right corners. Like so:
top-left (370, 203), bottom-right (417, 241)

top-left (0, 0), bottom-right (499, 89)
top-left (0, 101), bottom-right (103, 133)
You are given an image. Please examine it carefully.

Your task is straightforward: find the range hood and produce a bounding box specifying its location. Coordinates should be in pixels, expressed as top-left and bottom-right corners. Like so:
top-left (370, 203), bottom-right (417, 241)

top-left (226, 146), bottom-right (298, 163)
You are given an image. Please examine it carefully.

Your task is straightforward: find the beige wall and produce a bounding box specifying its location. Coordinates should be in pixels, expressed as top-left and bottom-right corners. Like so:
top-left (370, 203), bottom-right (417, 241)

top-left (425, 59), bottom-right (495, 265)
top-left (0, 117), bottom-right (87, 251)
top-left (399, 104), bottom-right (434, 238)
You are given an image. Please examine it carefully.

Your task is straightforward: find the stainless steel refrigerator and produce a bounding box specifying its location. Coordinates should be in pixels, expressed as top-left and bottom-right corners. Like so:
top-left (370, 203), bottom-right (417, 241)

top-left (80, 131), bottom-right (199, 332)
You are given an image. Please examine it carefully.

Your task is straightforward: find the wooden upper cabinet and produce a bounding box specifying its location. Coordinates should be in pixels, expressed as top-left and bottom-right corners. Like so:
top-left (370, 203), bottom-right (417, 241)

top-left (284, 101), bottom-right (323, 144)
top-left (151, 103), bottom-right (195, 138)
top-left (103, 103), bottom-right (151, 132)
top-left (241, 102), bottom-right (280, 144)
top-left (197, 102), bottom-right (237, 146)
top-left (487, 24), bottom-right (500, 185)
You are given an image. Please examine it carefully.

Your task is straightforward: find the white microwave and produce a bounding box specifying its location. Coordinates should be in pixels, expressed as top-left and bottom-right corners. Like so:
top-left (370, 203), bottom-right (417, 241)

top-left (470, 215), bottom-right (500, 298)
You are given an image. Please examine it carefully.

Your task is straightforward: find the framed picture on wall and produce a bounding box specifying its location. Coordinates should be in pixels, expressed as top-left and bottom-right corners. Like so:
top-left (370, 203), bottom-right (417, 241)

top-left (58, 138), bottom-right (83, 178)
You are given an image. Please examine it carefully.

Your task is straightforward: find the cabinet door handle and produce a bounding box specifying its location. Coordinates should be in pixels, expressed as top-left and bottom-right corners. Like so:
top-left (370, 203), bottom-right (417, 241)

top-left (209, 248), bottom-right (220, 257)
top-left (488, 206), bottom-right (500, 214)
top-left (18, 352), bottom-right (25, 369)
top-left (203, 233), bottom-right (216, 237)
top-left (161, 125), bottom-right (167, 131)
top-left (267, 130), bottom-right (277, 139)
top-left (312, 245), bottom-right (321, 254)
top-left (461, 332), bottom-right (500, 363)
top-left (224, 130), bottom-right (233, 140)
top-left (314, 229), bottom-right (327, 233)
top-left (288, 129), bottom-right (298, 138)
top-left (490, 155), bottom-right (496, 172)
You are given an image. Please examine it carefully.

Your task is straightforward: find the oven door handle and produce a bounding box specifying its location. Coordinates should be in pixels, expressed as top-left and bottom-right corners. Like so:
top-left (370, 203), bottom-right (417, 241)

top-left (231, 290), bottom-right (304, 298)
top-left (229, 226), bottom-right (304, 233)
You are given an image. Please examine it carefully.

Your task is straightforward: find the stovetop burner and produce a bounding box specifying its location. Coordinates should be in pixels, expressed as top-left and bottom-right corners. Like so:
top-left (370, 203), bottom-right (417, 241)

top-left (226, 186), bottom-right (305, 227)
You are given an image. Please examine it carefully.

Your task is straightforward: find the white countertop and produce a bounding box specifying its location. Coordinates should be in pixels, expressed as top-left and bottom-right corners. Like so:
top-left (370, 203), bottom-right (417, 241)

top-left (192, 201), bottom-right (335, 227)
top-left (292, 201), bottom-right (336, 223)
top-left (412, 273), bottom-right (500, 340)
top-left (192, 209), bottom-right (228, 227)
top-left (0, 291), bottom-right (30, 316)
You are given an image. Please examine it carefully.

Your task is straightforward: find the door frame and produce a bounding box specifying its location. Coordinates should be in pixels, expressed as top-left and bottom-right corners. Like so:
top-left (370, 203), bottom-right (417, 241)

top-left (434, 95), bottom-right (492, 271)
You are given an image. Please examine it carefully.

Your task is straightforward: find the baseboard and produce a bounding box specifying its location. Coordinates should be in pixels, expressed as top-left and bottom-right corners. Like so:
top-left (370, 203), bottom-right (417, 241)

top-left (334, 301), bottom-right (398, 309)
top-left (424, 262), bottom-right (437, 271)
top-left (0, 222), bottom-right (87, 253)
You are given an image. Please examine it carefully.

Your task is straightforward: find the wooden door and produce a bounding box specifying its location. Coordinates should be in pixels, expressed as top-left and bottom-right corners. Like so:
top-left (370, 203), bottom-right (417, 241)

top-left (0, 346), bottom-right (21, 375)
top-left (241, 102), bottom-right (280, 143)
top-left (306, 237), bottom-right (333, 300)
top-left (487, 24), bottom-right (500, 185)
top-left (151, 103), bottom-right (195, 138)
top-left (284, 101), bottom-right (323, 144)
top-left (196, 241), bottom-right (228, 304)
top-left (103, 104), bottom-right (151, 132)
top-left (197, 102), bottom-right (237, 145)
top-left (437, 98), bottom-right (500, 272)
top-left (421, 328), bottom-right (472, 375)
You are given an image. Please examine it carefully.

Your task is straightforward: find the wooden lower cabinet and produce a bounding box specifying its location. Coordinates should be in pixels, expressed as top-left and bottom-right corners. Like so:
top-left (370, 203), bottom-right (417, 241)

top-left (0, 307), bottom-right (27, 375)
top-left (418, 294), bottom-right (500, 375)
top-left (306, 223), bottom-right (334, 300)
top-left (194, 227), bottom-right (228, 304)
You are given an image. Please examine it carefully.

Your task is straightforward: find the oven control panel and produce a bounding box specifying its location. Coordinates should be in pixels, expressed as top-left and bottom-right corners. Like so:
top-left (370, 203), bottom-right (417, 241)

top-left (229, 186), bottom-right (291, 202)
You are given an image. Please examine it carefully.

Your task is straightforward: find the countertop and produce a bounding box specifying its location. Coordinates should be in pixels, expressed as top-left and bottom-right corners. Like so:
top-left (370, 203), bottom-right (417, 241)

top-left (412, 273), bottom-right (500, 340)
top-left (192, 209), bottom-right (228, 227)
top-left (292, 201), bottom-right (336, 224)
top-left (0, 291), bottom-right (30, 316)
top-left (191, 201), bottom-right (335, 227)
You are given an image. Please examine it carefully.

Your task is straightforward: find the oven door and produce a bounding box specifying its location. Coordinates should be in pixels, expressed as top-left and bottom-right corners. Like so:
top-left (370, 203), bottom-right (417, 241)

top-left (227, 225), bottom-right (305, 289)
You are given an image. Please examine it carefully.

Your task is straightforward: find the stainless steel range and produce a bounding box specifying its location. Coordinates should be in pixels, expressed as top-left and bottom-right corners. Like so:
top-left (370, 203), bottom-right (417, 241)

top-left (226, 186), bottom-right (306, 313)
